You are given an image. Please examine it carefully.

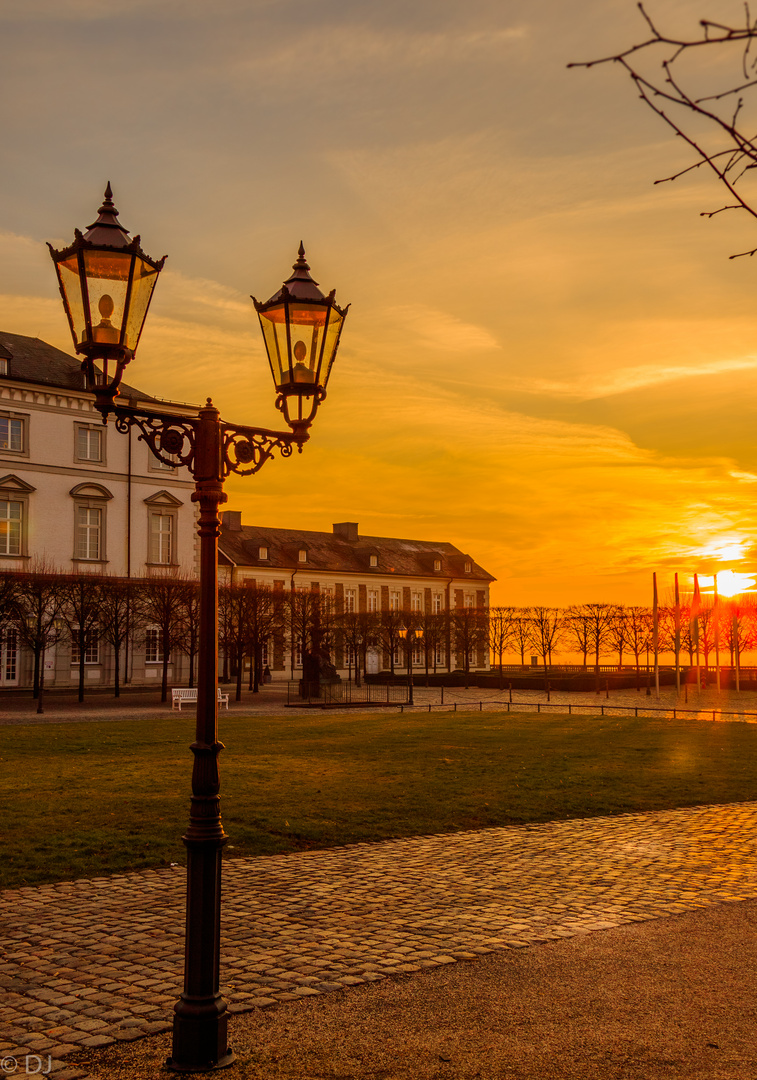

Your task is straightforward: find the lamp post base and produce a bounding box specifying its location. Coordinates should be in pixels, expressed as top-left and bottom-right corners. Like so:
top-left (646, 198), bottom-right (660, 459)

top-left (167, 998), bottom-right (235, 1073)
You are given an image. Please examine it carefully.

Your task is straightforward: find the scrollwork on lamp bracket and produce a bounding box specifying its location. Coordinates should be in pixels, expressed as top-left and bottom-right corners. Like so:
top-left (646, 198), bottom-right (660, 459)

top-left (110, 403), bottom-right (305, 478)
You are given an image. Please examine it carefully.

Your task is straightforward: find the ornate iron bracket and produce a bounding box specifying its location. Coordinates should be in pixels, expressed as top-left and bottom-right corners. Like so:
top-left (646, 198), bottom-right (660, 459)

top-left (111, 404), bottom-right (302, 477)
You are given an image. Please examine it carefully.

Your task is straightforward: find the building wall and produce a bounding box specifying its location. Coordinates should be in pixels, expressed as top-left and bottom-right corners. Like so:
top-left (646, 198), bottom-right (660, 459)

top-left (0, 379), bottom-right (197, 577)
top-left (222, 562), bottom-right (490, 678)
top-left (0, 378), bottom-right (198, 689)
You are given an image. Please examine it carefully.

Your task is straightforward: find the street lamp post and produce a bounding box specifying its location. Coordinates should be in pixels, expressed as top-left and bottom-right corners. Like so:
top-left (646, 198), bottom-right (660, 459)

top-left (398, 623), bottom-right (423, 706)
top-left (48, 185), bottom-right (349, 1073)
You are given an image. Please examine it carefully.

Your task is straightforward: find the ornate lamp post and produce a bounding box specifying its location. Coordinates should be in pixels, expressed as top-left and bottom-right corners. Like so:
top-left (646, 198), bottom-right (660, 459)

top-left (48, 185), bottom-right (349, 1073)
top-left (398, 623), bottom-right (423, 706)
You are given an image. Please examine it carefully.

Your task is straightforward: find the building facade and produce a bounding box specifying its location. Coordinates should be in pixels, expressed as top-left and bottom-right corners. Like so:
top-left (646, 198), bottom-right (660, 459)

top-left (219, 514), bottom-right (495, 678)
top-left (0, 331), bottom-right (198, 689)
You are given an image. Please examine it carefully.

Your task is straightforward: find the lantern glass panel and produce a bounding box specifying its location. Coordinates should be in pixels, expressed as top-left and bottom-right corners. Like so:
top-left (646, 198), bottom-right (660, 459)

top-left (123, 256), bottom-right (161, 352)
top-left (321, 306), bottom-right (344, 389)
top-left (81, 248), bottom-right (133, 347)
top-left (258, 305), bottom-right (290, 387)
top-left (56, 254), bottom-right (87, 347)
top-left (288, 303), bottom-right (327, 386)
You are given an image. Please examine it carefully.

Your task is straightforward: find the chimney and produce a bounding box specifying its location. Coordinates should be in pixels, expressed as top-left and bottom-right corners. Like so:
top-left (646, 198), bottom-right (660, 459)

top-left (222, 510), bottom-right (243, 531)
top-left (333, 522), bottom-right (358, 542)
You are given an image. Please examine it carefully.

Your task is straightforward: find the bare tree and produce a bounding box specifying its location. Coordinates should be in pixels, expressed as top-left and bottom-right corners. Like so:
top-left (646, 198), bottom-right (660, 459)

top-left (96, 576), bottom-right (136, 697)
top-left (572, 5), bottom-right (757, 257)
top-left (59, 573), bottom-right (104, 703)
top-left (487, 607), bottom-right (514, 684)
top-left (528, 608), bottom-right (565, 685)
top-left (135, 573), bottom-right (188, 702)
top-left (378, 607), bottom-right (405, 678)
top-left (450, 605), bottom-right (488, 688)
top-left (565, 605), bottom-right (592, 668)
top-left (175, 579), bottom-right (201, 689)
top-left (511, 608), bottom-right (532, 666)
top-left (12, 566), bottom-right (64, 702)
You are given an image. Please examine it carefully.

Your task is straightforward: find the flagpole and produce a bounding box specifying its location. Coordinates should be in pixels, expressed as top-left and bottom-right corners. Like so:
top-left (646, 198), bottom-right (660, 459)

top-left (734, 608), bottom-right (741, 692)
top-left (714, 573), bottom-right (720, 693)
top-left (693, 573), bottom-right (701, 692)
top-left (653, 572), bottom-right (660, 699)
top-left (674, 572), bottom-right (681, 696)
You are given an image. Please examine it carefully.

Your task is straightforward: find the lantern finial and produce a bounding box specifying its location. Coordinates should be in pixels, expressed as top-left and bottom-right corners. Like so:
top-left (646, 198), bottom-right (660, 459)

top-left (83, 183), bottom-right (132, 248)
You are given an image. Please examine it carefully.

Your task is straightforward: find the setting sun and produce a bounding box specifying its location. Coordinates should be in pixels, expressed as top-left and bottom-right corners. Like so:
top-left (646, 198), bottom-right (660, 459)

top-left (699, 570), bottom-right (757, 597)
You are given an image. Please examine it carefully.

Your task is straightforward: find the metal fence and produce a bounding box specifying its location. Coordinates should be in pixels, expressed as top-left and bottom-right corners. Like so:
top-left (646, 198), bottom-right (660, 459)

top-left (287, 681), bottom-right (410, 706)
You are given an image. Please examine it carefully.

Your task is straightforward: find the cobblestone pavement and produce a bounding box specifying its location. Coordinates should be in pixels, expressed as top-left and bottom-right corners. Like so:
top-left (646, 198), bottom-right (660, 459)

top-left (2, 801), bottom-right (757, 1078)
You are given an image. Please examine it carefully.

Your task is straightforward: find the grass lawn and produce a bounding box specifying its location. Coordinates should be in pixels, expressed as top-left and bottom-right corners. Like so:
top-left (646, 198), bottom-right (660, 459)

top-left (3, 710), bottom-right (757, 889)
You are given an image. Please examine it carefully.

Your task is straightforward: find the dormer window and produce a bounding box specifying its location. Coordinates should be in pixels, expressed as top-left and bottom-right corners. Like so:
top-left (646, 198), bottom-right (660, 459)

top-left (434, 559), bottom-right (441, 571)
top-left (464, 561), bottom-right (472, 573)
top-left (259, 546), bottom-right (268, 560)
top-left (0, 358), bottom-right (7, 376)
top-left (298, 548), bottom-right (307, 562)
top-left (370, 554), bottom-right (378, 567)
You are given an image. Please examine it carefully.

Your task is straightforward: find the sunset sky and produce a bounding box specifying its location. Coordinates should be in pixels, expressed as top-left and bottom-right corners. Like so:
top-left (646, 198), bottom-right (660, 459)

top-left (2, 0), bottom-right (757, 606)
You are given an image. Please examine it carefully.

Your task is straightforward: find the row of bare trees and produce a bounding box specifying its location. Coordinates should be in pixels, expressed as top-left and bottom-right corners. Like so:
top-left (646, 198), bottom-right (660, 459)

top-left (0, 568), bottom-right (206, 703)
top-left (6, 569), bottom-right (751, 702)
top-left (0, 569), bottom-right (494, 700)
top-left (487, 600), bottom-right (757, 677)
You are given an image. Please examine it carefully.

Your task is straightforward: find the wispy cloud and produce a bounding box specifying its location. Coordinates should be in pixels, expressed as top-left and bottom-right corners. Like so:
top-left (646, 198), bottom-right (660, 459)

top-left (511, 355), bottom-right (757, 400)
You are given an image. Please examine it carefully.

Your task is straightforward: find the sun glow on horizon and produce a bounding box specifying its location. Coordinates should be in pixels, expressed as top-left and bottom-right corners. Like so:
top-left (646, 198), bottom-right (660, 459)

top-left (699, 569), bottom-right (757, 597)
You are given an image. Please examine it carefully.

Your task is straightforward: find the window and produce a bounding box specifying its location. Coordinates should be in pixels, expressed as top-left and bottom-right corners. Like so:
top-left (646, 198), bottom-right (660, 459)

top-left (411, 592), bottom-right (422, 611)
top-left (345, 588), bottom-right (356, 613)
top-left (0, 417), bottom-right (23, 453)
top-left (389, 591), bottom-right (400, 611)
top-left (0, 475), bottom-right (34, 557)
top-left (71, 629), bottom-right (100, 665)
top-left (261, 640), bottom-right (270, 666)
top-left (0, 358), bottom-right (7, 376)
top-left (70, 483), bottom-right (111, 564)
top-left (144, 491), bottom-right (182, 566)
top-left (464, 561), bottom-right (472, 573)
top-left (465, 594), bottom-right (474, 609)
top-left (149, 512), bottom-right (174, 565)
top-left (0, 627), bottom-right (17, 684)
top-left (298, 549), bottom-right (307, 562)
top-left (369, 554), bottom-right (378, 567)
top-left (412, 641), bottom-right (423, 665)
top-left (367, 589), bottom-right (378, 613)
top-left (145, 628), bottom-right (165, 664)
top-left (434, 643), bottom-right (444, 666)
top-left (434, 558), bottom-right (441, 571)
top-left (259, 546), bottom-right (269, 560)
top-left (0, 499), bottom-right (22, 555)
top-left (433, 593), bottom-right (443, 614)
top-left (75, 424), bottom-right (103, 463)
top-left (346, 644), bottom-right (355, 666)
top-left (76, 506), bottom-right (102, 560)
top-left (150, 452), bottom-right (179, 473)
top-left (393, 642), bottom-right (402, 665)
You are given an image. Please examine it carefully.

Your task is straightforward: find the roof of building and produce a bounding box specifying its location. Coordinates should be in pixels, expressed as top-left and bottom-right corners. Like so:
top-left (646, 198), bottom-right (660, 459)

top-left (0, 331), bottom-right (159, 402)
top-left (219, 517), bottom-right (495, 583)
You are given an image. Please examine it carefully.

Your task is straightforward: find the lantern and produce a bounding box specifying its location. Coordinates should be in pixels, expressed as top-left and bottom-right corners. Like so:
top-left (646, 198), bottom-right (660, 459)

top-left (252, 244), bottom-right (349, 435)
top-left (47, 183), bottom-right (166, 408)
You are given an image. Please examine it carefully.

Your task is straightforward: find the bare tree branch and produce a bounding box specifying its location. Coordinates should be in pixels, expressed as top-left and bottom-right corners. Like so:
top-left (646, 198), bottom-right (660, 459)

top-left (570, 3), bottom-right (757, 256)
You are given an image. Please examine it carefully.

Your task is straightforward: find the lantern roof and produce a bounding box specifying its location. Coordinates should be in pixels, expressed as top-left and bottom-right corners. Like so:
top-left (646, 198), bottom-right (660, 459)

top-left (266, 243), bottom-right (329, 304)
top-left (82, 182), bottom-right (133, 249)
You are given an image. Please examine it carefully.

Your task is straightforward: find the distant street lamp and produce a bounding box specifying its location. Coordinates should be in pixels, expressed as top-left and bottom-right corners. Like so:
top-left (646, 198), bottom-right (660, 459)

top-left (48, 185), bottom-right (349, 1073)
top-left (398, 623), bottom-right (423, 705)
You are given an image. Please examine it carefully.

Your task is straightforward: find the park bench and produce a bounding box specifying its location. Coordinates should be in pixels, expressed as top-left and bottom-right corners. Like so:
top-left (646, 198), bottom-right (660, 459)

top-left (171, 687), bottom-right (229, 711)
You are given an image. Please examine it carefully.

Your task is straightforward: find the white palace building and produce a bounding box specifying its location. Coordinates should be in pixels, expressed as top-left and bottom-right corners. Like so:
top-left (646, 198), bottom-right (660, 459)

top-left (0, 331), bottom-right (494, 689)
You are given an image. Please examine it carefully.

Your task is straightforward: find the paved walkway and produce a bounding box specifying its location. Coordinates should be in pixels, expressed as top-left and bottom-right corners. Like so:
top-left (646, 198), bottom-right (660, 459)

top-left (4, 681), bottom-right (757, 725)
top-left (1, 801), bottom-right (757, 1078)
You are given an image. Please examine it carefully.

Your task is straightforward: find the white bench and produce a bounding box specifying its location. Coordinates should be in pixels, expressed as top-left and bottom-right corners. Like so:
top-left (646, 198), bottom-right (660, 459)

top-left (172, 688), bottom-right (230, 711)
